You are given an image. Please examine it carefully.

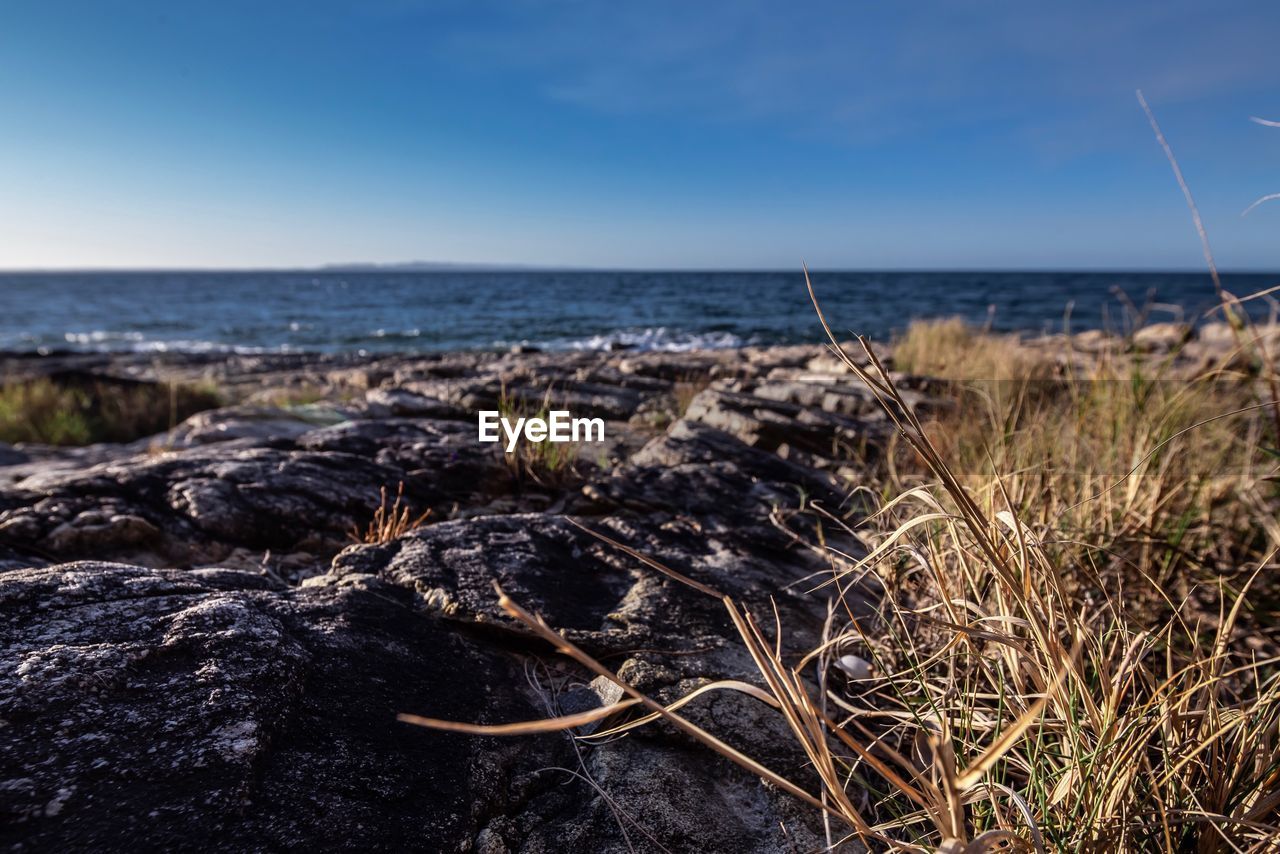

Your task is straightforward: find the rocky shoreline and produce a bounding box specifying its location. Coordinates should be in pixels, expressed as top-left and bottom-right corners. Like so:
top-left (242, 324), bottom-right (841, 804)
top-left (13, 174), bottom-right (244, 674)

top-left (1, 342), bottom-right (900, 852)
top-left (0, 322), bottom-right (1265, 851)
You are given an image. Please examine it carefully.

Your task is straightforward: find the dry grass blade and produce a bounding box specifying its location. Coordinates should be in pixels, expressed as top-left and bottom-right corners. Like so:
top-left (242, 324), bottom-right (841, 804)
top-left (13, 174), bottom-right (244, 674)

top-left (1137, 89), bottom-right (1280, 444)
top-left (1135, 90), bottom-right (1227, 305)
top-left (722, 597), bottom-right (879, 840)
top-left (1241, 192), bottom-right (1280, 217)
top-left (398, 699), bottom-right (640, 735)
top-left (582, 679), bottom-right (780, 740)
top-left (565, 518), bottom-right (724, 598)
top-left (398, 679), bottom-right (781, 740)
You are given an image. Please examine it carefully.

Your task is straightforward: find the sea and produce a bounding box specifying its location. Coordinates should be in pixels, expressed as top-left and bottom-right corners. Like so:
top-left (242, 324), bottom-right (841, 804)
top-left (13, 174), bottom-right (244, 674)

top-left (1, 270), bottom-right (1276, 355)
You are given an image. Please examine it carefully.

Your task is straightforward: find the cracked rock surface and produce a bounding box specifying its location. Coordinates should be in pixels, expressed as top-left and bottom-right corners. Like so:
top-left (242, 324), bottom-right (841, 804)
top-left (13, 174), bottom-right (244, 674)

top-left (0, 345), bottom-right (890, 852)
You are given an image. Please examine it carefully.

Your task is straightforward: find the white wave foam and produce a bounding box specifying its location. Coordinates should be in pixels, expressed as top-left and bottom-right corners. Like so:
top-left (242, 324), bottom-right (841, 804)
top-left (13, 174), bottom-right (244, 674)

top-left (42, 325), bottom-right (751, 355)
top-left (503, 327), bottom-right (754, 353)
top-left (48, 333), bottom-right (299, 355)
top-left (131, 339), bottom-right (299, 355)
top-left (63, 330), bottom-right (146, 344)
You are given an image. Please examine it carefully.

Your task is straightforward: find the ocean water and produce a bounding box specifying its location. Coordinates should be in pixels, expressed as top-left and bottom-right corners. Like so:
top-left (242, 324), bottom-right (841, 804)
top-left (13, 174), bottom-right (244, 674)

top-left (0, 270), bottom-right (1275, 355)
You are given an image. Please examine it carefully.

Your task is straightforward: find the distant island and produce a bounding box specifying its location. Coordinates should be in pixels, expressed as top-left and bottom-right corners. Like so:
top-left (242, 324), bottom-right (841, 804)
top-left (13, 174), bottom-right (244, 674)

top-left (317, 260), bottom-right (565, 273)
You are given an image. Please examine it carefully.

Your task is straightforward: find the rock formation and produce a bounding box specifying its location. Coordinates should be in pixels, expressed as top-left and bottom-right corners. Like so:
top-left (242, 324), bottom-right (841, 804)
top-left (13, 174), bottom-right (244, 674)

top-left (2, 344), bottom-right (888, 852)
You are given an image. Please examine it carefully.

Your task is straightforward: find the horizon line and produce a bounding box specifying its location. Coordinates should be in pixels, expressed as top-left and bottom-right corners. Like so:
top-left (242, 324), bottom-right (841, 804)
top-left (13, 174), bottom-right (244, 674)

top-left (1, 264), bottom-right (1279, 275)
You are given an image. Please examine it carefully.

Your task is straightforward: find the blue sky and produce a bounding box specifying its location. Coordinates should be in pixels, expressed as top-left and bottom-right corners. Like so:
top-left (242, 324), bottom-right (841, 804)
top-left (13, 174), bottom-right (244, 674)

top-left (1, 0), bottom-right (1278, 269)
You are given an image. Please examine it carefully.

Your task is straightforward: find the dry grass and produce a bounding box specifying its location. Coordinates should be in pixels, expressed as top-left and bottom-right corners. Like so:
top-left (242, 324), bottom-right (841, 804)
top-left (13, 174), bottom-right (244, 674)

top-left (813, 321), bottom-right (1280, 851)
top-left (674, 372), bottom-right (713, 417)
top-left (351, 481), bottom-right (431, 544)
top-left (0, 376), bottom-right (222, 446)
top-left (496, 381), bottom-right (581, 487)
top-left (892, 317), bottom-right (1054, 383)
top-left (252, 381), bottom-right (360, 408)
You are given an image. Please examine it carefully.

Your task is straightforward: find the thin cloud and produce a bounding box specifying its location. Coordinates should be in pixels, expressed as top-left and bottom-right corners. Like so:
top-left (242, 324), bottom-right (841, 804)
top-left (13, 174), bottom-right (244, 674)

top-left (430, 0), bottom-right (1280, 146)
